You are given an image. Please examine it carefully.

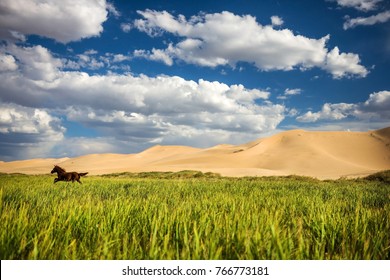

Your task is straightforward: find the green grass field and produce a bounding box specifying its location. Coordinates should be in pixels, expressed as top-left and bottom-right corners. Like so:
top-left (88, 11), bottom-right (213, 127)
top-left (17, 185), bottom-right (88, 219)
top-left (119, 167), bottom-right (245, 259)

top-left (1, 171), bottom-right (389, 260)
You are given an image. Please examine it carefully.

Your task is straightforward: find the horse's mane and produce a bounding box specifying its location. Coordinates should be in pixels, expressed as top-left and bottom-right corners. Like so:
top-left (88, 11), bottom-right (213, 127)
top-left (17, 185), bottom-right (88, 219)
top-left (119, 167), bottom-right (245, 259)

top-left (54, 165), bottom-right (66, 172)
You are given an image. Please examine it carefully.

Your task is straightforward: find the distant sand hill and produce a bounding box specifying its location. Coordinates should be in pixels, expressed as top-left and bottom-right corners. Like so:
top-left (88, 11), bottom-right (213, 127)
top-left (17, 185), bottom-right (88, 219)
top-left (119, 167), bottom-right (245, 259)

top-left (1, 127), bottom-right (389, 179)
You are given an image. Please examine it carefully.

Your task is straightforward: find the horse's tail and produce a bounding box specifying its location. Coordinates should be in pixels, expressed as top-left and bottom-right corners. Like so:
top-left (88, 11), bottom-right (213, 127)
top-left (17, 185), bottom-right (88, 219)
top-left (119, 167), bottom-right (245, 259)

top-left (78, 172), bottom-right (88, 177)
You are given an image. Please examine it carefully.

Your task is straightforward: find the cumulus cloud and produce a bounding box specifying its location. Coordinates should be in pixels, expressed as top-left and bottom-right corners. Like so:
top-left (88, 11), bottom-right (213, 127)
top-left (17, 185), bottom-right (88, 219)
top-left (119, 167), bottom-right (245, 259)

top-left (343, 10), bottom-right (390, 29)
top-left (297, 90), bottom-right (390, 122)
top-left (75, 51), bottom-right (106, 70)
top-left (61, 49), bottom-right (132, 72)
top-left (332, 0), bottom-right (389, 30)
top-left (106, 1), bottom-right (120, 18)
top-left (4, 44), bottom-right (63, 81)
top-left (133, 10), bottom-right (368, 78)
top-left (296, 103), bottom-right (357, 122)
top-left (362, 90), bottom-right (390, 118)
top-left (120, 23), bottom-right (132, 33)
top-left (331, 0), bottom-right (383, 11)
top-left (277, 88), bottom-right (302, 100)
top-left (0, 53), bottom-right (18, 72)
top-left (55, 75), bottom-right (280, 136)
top-left (322, 47), bottom-right (368, 78)
top-left (134, 48), bottom-right (174, 66)
top-left (0, 103), bottom-right (65, 160)
top-left (0, 0), bottom-right (109, 43)
top-left (0, 43), bottom-right (285, 159)
top-left (284, 88), bottom-right (302, 95)
top-left (271, 16), bottom-right (284, 26)
top-left (0, 103), bottom-right (64, 136)
top-left (49, 137), bottom-right (128, 158)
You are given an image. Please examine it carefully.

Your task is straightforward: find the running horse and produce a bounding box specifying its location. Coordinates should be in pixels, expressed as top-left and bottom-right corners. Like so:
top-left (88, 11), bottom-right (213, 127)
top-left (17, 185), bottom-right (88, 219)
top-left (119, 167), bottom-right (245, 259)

top-left (51, 165), bottom-right (88, 184)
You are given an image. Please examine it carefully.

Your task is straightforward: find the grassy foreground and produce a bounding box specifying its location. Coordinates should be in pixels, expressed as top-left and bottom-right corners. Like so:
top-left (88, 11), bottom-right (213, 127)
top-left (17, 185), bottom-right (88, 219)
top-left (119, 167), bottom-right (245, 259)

top-left (1, 171), bottom-right (389, 260)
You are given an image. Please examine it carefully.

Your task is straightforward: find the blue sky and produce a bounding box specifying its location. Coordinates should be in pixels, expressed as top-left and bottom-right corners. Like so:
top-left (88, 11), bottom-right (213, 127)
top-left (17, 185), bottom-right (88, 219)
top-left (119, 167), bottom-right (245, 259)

top-left (0, 0), bottom-right (389, 161)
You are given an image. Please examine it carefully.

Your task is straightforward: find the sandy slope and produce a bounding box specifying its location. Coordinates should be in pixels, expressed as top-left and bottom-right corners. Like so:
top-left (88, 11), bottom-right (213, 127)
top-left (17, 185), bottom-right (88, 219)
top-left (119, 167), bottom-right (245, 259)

top-left (1, 128), bottom-right (389, 179)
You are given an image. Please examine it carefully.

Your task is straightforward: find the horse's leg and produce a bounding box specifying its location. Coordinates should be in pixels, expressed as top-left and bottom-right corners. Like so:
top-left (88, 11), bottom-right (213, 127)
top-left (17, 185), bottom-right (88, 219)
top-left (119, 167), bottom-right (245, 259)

top-left (54, 176), bottom-right (64, 184)
top-left (53, 172), bottom-right (59, 183)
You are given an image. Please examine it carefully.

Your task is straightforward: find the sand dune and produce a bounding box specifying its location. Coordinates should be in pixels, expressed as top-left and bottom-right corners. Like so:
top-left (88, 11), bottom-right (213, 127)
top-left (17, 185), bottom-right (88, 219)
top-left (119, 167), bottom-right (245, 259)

top-left (1, 127), bottom-right (389, 179)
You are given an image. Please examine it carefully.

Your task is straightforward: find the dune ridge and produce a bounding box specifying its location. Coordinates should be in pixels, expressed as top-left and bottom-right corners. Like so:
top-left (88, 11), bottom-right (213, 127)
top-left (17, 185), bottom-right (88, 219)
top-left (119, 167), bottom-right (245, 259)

top-left (1, 128), bottom-right (389, 179)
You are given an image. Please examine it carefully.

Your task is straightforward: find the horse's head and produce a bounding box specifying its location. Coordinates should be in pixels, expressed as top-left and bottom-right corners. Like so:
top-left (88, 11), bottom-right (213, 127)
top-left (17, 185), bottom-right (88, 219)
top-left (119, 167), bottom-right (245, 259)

top-left (51, 165), bottom-right (65, 174)
top-left (50, 165), bottom-right (57, 174)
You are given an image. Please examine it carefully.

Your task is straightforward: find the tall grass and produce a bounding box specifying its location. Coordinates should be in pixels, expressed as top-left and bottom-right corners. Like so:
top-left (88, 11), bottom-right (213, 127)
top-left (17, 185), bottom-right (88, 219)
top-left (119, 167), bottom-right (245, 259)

top-left (0, 172), bottom-right (389, 259)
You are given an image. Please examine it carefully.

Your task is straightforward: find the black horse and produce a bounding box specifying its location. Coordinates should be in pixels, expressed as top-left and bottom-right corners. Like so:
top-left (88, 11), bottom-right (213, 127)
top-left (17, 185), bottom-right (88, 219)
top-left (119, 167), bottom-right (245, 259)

top-left (51, 165), bottom-right (88, 184)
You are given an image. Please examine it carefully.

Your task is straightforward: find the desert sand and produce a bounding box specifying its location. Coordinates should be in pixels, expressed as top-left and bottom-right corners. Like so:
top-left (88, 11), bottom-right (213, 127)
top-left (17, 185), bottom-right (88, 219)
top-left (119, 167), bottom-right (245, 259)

top-left (1, 127), bottom-right (389, 179)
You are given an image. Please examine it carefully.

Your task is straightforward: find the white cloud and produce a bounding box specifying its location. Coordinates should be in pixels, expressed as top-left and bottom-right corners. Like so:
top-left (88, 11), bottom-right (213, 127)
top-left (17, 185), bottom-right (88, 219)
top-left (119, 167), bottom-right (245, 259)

top-left (322, 47), bottom-right (368, 78)
top-left (50, 137), bottom-right (128, 158)
top-left (296, 103), bottom-right (357, 122)
top-left (75, 52), bottom-right (105, 70)
top-left (271, 16), bottom-right (284, 26)
top-left (286, 121), bottom-right (388, 133)
top-left (120, 23), bottom-right (132, 33)
top-left (84, 49), bottom-right (98, 55)
top-left (112, 54), bottom-right (131, 63)
top-left (55, 76), bottom-right (280, 137)
top-left (4, 44), bottom-right (63, 81)
top-left (343, 10), bottom-right (390, 29)
top-left (8, 31), bottom-right (26, 42)
top-left (284, 88), bottom-right (302, 95)
top-left (0, 53), bottom-right (18, 72)
top-left (0, 0), bottom-right (109, 43)
top-left (106, 1), bottom-right (120, 18)
top-left (134, 9), bottom-right (190, 37)
top-left (297, 90), bottom-right (390, 122)
top-left (61, 50), bottom-right (132, 71)
top-left (134, 48), bottom-right (174, 66)
top-left (133, 10), bottom-right (368, 78)
top-left (362, 90), bottom-right (390, 118)
top-left (0, 43), bottom-right (285, 159)
top-left (332, 0), bottom-right (383, 11)
top-left (0, 103), bottom-right (65, 160)
top-left (0, 103), bottom-right (64, 137)
top-left (277, 88), bottom-right (302, 100)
